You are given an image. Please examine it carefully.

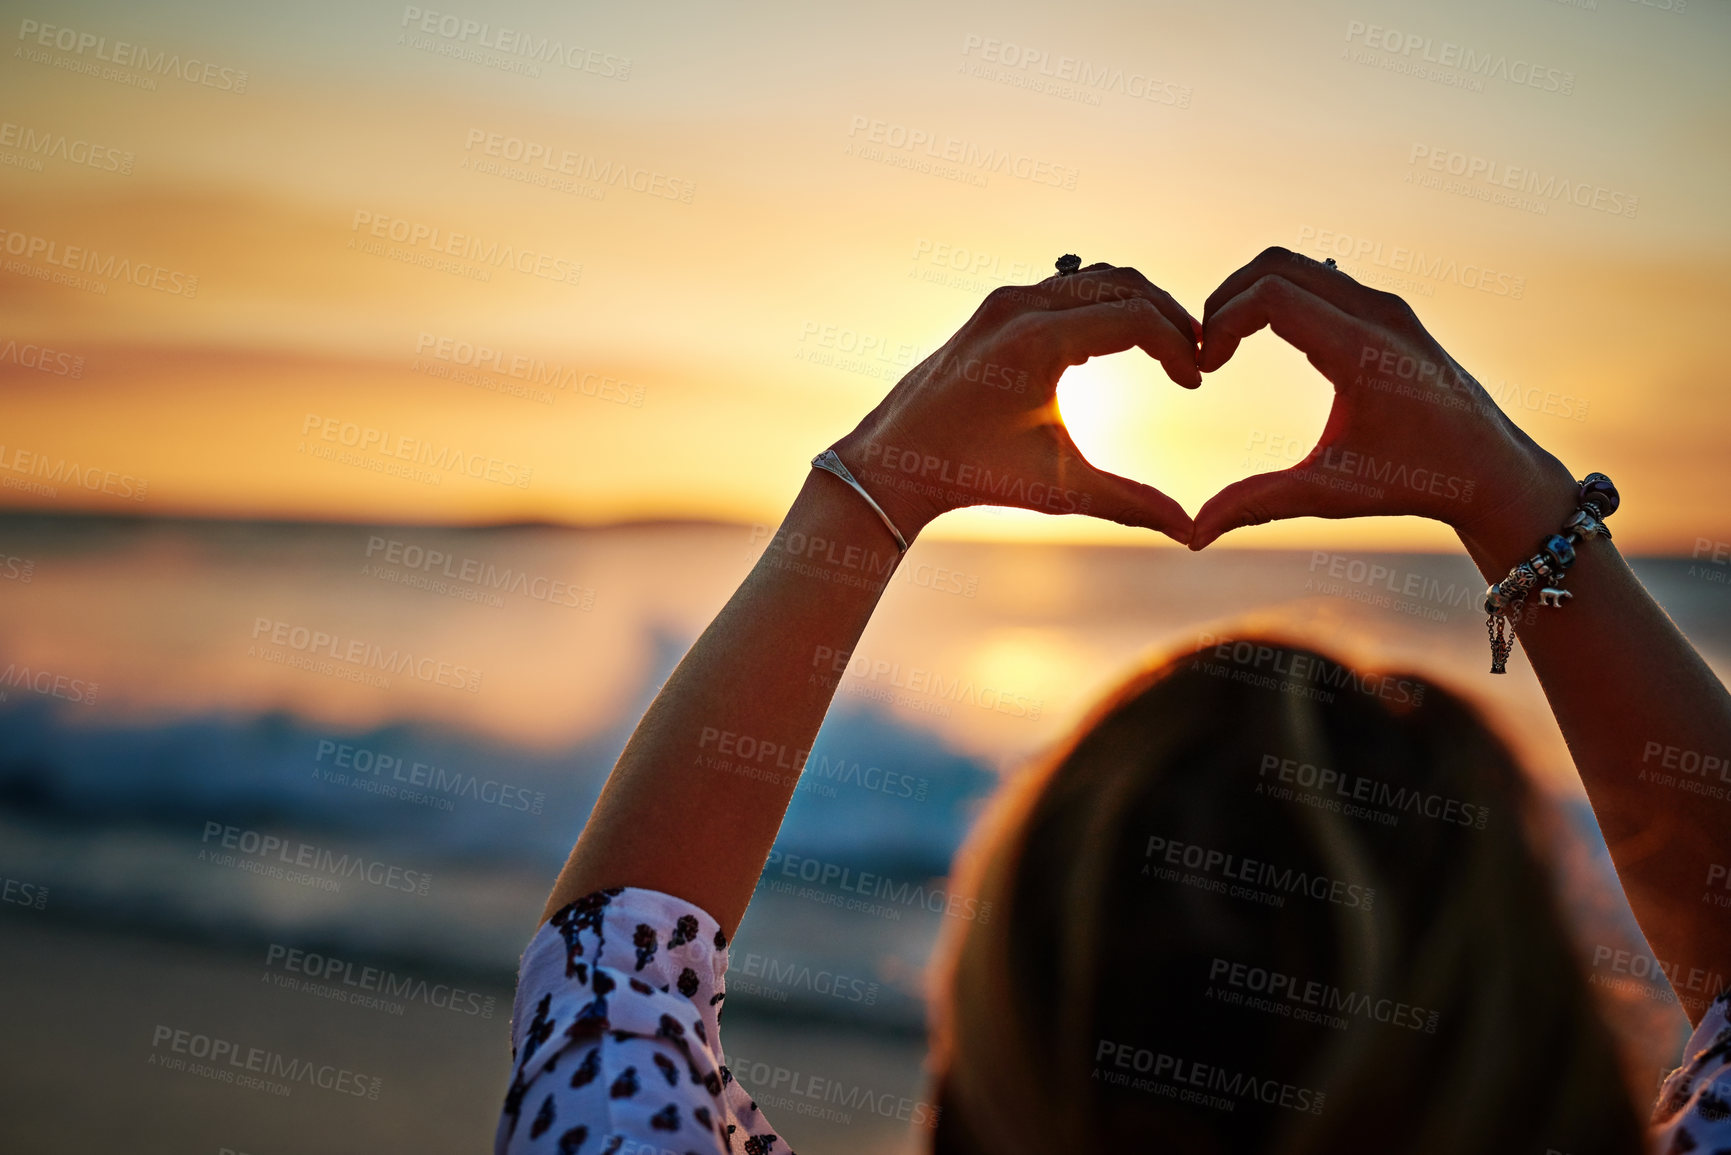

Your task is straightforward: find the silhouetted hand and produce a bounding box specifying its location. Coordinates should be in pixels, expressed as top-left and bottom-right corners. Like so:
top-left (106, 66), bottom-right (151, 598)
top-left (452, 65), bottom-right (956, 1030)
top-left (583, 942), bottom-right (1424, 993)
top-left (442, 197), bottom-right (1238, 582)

top-left (1190, 246), bottom-right (1571, 550)
top-left (832, 264), bottom-right (1201, 545)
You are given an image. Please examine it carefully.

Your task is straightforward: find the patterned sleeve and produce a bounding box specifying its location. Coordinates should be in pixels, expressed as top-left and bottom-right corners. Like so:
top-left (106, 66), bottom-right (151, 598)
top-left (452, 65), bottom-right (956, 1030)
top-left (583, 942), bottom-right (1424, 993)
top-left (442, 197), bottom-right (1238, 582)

top-left (495, 886), bottom-right (789, 1155)
top-left (1649, 991), bottom-right (1731, 1153)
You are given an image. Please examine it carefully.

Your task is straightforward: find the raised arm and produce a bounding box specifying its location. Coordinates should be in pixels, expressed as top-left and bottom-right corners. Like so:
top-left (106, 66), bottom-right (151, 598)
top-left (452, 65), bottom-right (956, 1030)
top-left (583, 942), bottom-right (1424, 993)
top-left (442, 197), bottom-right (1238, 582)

top-left (1191, 247), bottom-right (1731, 1023)
top-left (541, 265), bottom-right (1201, 937)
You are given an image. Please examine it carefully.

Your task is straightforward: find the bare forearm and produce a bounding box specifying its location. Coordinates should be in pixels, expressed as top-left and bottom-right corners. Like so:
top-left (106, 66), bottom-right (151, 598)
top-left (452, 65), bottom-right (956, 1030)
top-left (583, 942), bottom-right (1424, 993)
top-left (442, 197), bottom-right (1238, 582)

top-left (541, 471), bottom-right (904, 935)
top-left (1191, 247), bottom-right (1731, 1014)
top-left (1457, 462), bottom-right (1731, 1016)
top-left (536, 267), bottom-right (1202, 937)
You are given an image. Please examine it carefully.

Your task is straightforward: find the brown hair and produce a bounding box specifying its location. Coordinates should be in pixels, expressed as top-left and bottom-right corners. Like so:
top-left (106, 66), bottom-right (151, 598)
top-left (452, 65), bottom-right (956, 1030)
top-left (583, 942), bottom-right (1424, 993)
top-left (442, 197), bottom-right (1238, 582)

top-left (930, 635), bottom-right (1645, 1155)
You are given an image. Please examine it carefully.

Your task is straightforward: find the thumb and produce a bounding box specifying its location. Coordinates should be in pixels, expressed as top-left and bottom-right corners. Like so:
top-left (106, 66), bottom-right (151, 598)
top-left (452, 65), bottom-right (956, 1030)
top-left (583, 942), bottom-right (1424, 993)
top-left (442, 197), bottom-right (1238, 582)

top-left (1190, 467), bottom-right (1322, 550)
top-left (1078, 465), bottom-right (1193, 545)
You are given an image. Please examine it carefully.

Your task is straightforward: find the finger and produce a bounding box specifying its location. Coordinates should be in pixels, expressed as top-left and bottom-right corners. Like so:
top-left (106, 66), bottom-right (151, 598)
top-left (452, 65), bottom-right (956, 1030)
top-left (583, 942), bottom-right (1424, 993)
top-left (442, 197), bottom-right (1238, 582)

top-left (1027, 260), bottom-right (1115, 290)
top-left (1018, 297), bottom-right (1200, 388)
top-left (1203, 246), bottom-right (1404, 331)
top-left (1093, 267), bottom-right (1201, 362)
top-left (1077, 464), bottom-right (1193, 544)
top-left (1020, 265), bottom-right (1202, 353)
top-left (1199, 273), bottom-right (1365, 375)
top-left (1063, 266), bottom-right (1200, 349)
top-left (1189, 468), bottom-right (1324, 551)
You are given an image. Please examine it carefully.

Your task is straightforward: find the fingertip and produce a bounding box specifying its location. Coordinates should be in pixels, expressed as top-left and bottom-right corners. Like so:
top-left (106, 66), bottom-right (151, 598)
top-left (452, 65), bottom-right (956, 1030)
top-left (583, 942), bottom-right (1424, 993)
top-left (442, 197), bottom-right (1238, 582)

top-left (1148, 503), bottom-right (1194, 544)
top-left (1192, 513), bottom-right (1239, 549)
top-left (1162, 358), bottom-right (1203, 390)
top-left (1142, 504), bottom-right (1194, 543)
top-left (1203, 323), bottom-right (1246, 372)
top-left (1187, 499), bottom-right (1235, 550)
top-left (1116, 512), bottom-right (1191, 542)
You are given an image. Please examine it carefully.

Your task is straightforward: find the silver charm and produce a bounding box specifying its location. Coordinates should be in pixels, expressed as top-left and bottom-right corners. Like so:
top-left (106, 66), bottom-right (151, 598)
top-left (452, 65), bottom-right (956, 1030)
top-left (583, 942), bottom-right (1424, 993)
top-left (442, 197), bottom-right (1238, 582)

top-left (1538, 587), bottom-right (1572, 608)
top-left (1565, 510), bottom-right (1611, 540)
top-left (1503, 564), bottom-right (1539, 600)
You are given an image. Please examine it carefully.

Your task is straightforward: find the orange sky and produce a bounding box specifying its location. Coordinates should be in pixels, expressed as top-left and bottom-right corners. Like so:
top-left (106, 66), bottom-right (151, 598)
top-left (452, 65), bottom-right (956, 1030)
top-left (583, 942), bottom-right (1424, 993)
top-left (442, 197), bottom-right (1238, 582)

top-left (2, 0), bottom-right (1728, 550)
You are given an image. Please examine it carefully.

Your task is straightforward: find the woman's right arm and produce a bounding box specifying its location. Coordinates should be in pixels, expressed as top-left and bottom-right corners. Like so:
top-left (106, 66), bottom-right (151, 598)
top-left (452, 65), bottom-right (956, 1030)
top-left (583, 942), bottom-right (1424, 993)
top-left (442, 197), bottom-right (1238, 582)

top-left (1190, 247), bottom-right (1731, 1024)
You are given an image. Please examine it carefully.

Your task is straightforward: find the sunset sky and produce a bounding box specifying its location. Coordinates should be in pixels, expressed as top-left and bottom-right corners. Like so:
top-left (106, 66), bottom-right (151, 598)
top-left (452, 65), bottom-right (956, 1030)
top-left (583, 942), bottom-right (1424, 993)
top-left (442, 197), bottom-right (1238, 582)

top-left (2, 0), bottom-right (1727, 550)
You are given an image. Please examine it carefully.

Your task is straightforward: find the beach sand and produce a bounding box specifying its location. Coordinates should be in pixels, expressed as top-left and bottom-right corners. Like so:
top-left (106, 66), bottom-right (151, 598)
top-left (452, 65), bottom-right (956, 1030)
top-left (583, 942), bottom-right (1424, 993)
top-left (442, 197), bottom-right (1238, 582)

top-left (0, 915), bottom-right (934, 1155)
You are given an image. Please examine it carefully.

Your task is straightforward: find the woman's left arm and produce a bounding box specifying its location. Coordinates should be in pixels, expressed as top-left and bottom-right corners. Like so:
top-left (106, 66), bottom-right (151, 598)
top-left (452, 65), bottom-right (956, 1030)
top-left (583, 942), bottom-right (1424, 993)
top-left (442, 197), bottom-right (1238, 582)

top-left (540, 265), bottom-right (1201, 937)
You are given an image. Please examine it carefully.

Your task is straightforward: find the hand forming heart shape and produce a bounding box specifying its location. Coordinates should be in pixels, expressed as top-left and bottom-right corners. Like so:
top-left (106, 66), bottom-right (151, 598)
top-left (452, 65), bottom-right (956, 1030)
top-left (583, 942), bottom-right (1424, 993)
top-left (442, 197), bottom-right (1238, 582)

top-left (830, 248), bottom-right (1571, 552)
